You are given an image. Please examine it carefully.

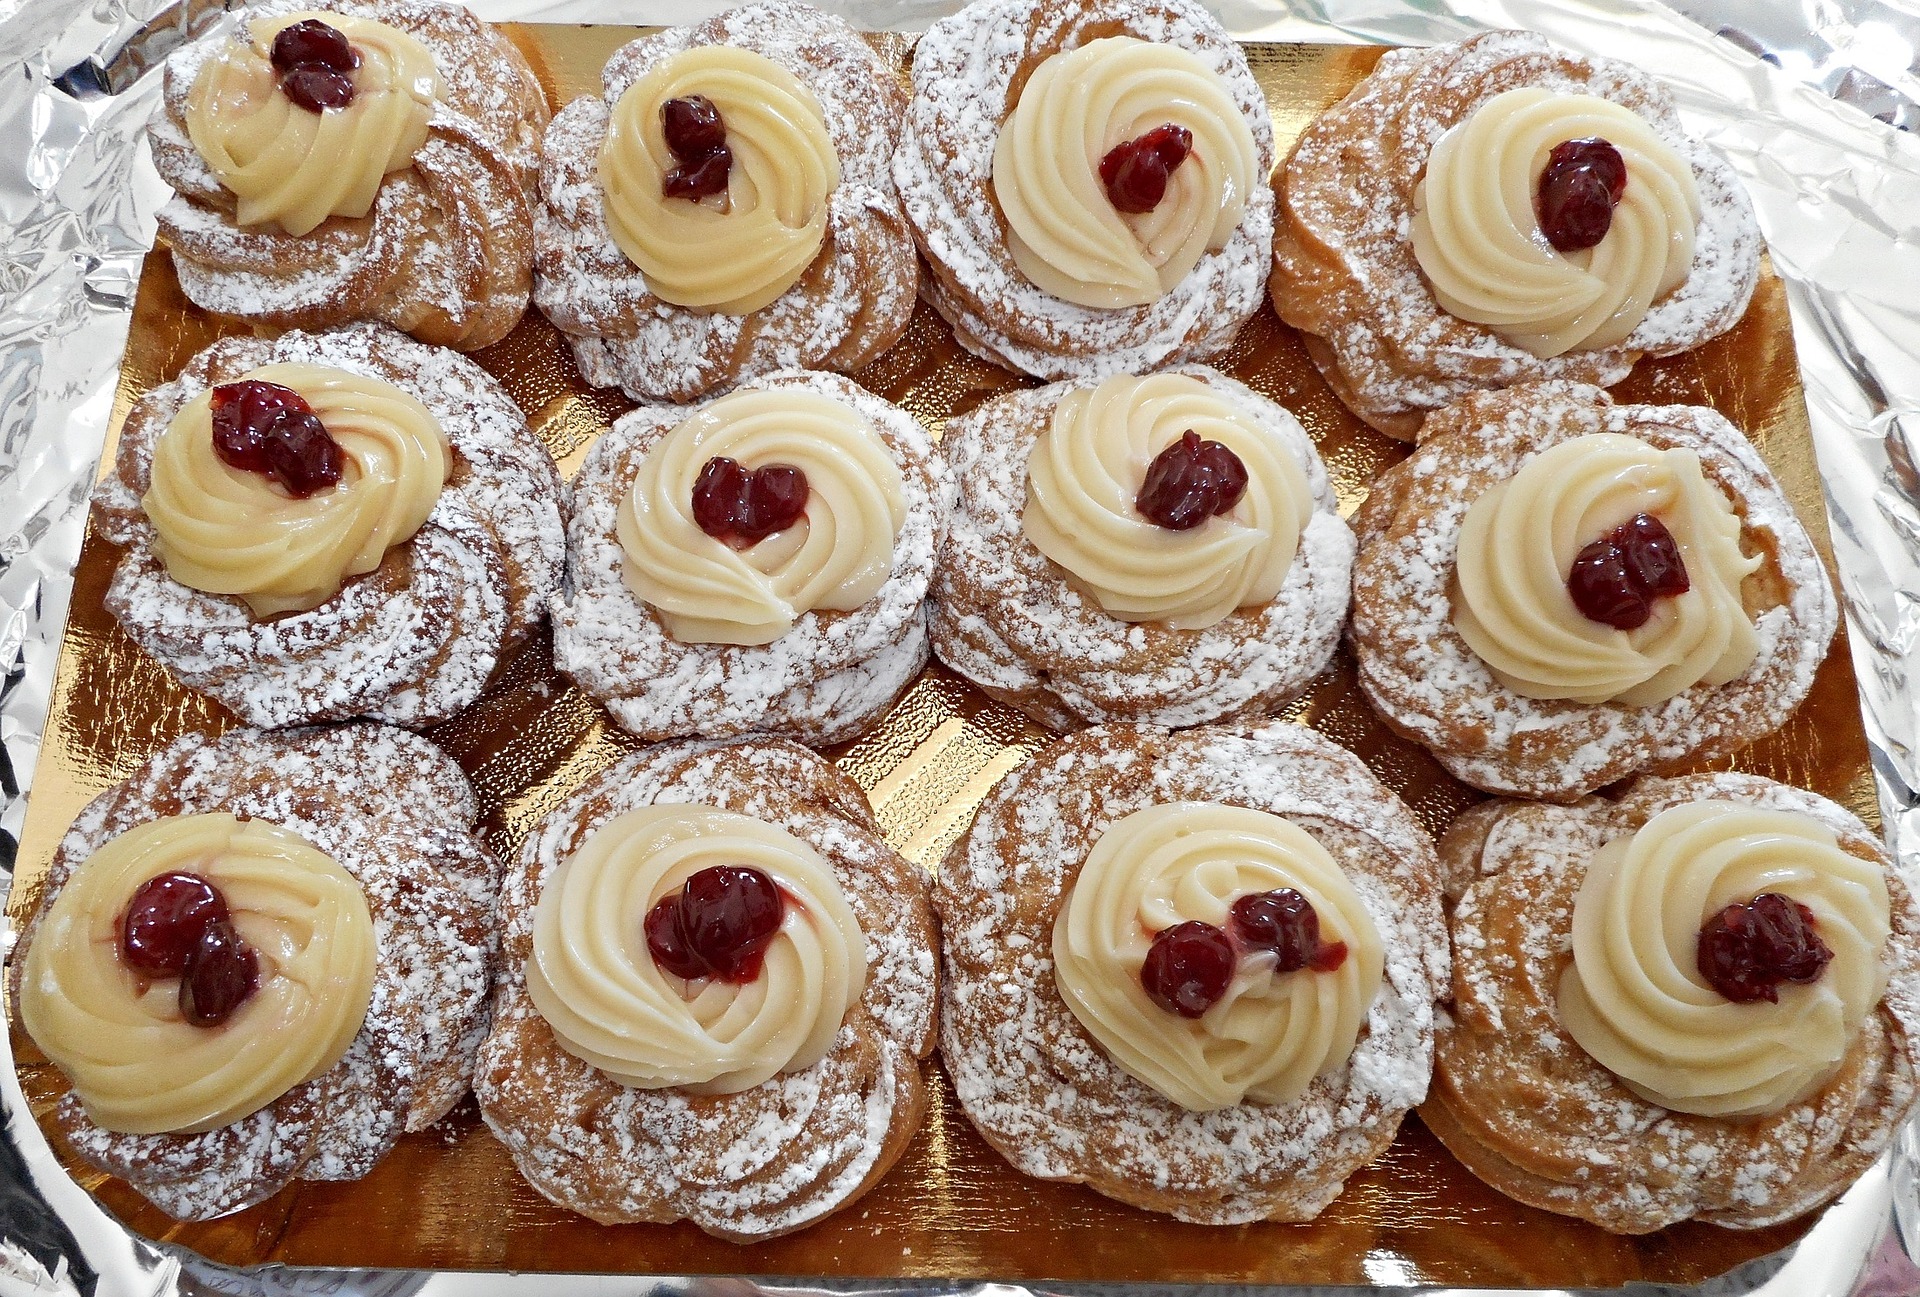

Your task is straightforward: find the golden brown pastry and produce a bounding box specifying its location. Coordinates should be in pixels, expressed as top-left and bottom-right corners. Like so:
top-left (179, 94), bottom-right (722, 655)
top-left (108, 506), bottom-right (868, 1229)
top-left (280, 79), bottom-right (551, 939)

top-left (150, 0), bottom-right (548, 350)
top-left (1427, 772), bottom-right (1920, 1232)
top-left (473, 736), bottom-right (938, 1239)
top-left (1270, 31), bottom-right (1760, 438)
top-left (893, 0), bottom-right (1274, 380)
top-left (1349, 380), bottom-right (1834, 801)
top-left (92, 323), bottom-right (566, 729)
top-left (533, 2), bottom-right (917, 402)
top-left (938, 719), bottom-right (1447, 1223)
top-left (8, 723), bottom-right (499, 1220)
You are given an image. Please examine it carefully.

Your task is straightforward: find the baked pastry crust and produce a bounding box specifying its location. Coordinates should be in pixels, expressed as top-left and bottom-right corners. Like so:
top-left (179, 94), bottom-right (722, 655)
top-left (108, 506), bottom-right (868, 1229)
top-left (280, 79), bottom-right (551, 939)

top-left (151, 0), bottom-right (548, 351)
top-left (7, 723), bottom-right (500, 1220)
top-left (929, 366), bottom-right (1352, 731)
top-left (1269, 31), bottom-right (1760, 439)
top-left (1426, 771), bottom-right (1920, 1232)
top-left (937, 720), bottom-right (1447, 1223)
top-left (93, 323), bottom-right (567, 729)
top-left (1349, 380), bottom-right (1834, 801)
top-left (473, 736), bottom-right (938, 1239)
top-left (893, 0), bottom-right (1275, 380)
top-left (552, 369), bottom-right (950, 744)
top-left (533, 2), bottom-right (918, 403)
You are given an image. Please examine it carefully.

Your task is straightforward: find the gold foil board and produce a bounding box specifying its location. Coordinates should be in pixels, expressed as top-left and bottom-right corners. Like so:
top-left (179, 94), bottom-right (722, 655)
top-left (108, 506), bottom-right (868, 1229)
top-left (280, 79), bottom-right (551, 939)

top-left (5, 25), bottom-right (1876, 1290)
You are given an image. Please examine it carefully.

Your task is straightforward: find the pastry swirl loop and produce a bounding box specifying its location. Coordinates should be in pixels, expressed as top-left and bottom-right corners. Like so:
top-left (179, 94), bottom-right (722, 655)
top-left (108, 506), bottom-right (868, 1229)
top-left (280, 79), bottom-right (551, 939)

top-left (526, 804), bottom-right (867, 1094)
top-left (1411, 88), bottom-right (1701, 358)
top-left (600, 45), bottom-right (839, 314)
top-left (1452, 432), bottom-right (1760, 706)
top-left (1557, 801), bottom-right (1892, 1117)
top-left (18, 813), bottom-right (377, 1136)
top-left (144, 362), bottom-right (451, 617)
top-left (186, 12), bottom-right (442, 237)
top-left (1051, 803), bottom-right (1385, 1112)
top-left (1022, 373), bottom-right (1311, 630)
top-left (617, 387), bottom-right (907, 646)
top-left (992, 36), bottom-right (1259, 309)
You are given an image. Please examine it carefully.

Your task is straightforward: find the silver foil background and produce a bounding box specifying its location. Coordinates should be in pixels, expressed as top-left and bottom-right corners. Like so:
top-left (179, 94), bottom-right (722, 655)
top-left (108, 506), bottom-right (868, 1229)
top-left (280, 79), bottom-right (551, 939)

top-left (2, 1), bottom-right (1919, 1294)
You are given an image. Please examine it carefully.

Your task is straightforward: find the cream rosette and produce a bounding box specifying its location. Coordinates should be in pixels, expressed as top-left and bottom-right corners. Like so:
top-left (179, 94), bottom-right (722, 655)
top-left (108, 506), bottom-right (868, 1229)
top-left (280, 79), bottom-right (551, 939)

top-left (185, 12), bottom-right (442, 237)
top-left (1452, 432), bottom-right (1760, 706)
top-left (599, 45), bottom-right (839, 314)
top-left (616, 387), bottom-right (906, 646)
top-left (1051, 802), bottom-right (1385, 1112)
top-left (525, 804), bottom-right (867, 1095)
top-left (17, 812), bottom-right (377, 1136)
top-left (1411, 88), bottom-right (1701, 359)
top-left (992, 36), bottom-right (1259, 310)
top-left (1022, 373), bottom-right (1312, 630)
top-left (1557, 801), bottom-right (1892, 1117)
top-left (142, 361), bottom-right (451, 617)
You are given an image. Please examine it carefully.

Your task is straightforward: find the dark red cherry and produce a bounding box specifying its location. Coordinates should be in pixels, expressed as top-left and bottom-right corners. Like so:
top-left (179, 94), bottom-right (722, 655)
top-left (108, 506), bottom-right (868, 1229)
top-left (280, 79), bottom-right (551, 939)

top-left (120, 871), bottom-right (230, 978)
top-left (280, 64), bottom-right (356, 112)
top-left (739, 464), bottom-right (809, 544)
top-left (1537, 137), bottom-right (1626, 253)
top-left (661, 95), bottom-right (726, 160)
top-left (1099, 123), bottom-right (1193, 214)
top-left (178, 920), bottom-right (260, 1027)
top-left (644, 895), bottom-right (709, 981)
top-left (258, 409), bottom-right (345, 497)
top-left (1229, 889), bottom-right (1319, 973)
top-left (1567, 512), bottom-right (1690, 630)
top-left (210, 379), bottom-right (309, 472)
top-left (677, 865), bottom-right (786, 983)
top-left (692, 456), bottom-right (753, 538)
top-left (1139, 920), bottom-right (1235, 1018)
top-left (690, 456), bottom-right (809, 546)
top-left (664, 146), bottom-right (733, 200)
top-left (1135, 430), bottom-right (1249, 531)
top-left (270, 19), bottom-right (358, 75)
top-left (1697, 892), bottom-right (1832, 1004)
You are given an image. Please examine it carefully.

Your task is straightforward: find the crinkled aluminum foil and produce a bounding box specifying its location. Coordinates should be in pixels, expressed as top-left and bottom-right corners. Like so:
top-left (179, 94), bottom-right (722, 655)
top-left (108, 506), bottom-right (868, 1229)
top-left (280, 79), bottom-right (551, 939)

top-left (3, 0), bottom-right (1919, 1294)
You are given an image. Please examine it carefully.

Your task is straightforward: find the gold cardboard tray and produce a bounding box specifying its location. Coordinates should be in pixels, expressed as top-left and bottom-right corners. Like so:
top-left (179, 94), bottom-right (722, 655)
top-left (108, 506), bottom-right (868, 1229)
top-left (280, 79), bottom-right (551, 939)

top-left (6, 25), bottom-right (1879, 1290)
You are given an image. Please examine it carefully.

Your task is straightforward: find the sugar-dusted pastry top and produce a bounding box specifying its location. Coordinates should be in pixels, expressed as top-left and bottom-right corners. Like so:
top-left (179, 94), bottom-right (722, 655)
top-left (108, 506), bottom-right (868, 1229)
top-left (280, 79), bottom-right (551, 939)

top-left (185, 11), bottom-right (442, 237)
top-left (144, 362), bottom-right (450, 617)
top-left (993, 36), bottom-right (1259, 309)
top-left (1452, 432), bottom-right (1760, 706)
top-left (1270, 31), bottom-right (1759, 438)
top-left (1411, 88), bottom-right (1698, 358)
top-left (616, 386), bottom-right (905, 646)
top-left (1052, 802), bottom-right (1384, 1111)
top-left (599, 45), bottom-right (838, 313)
top-left (525, 804), bottom-right (866, 1094)
top-left (1023, 372), bottom-right (1310, 631)
top-left (1429, 772), bottom-right (1920, 1233)
top-left (1348, 381), bottom-right (1834, 801)
top-left (19, 812), bottom-right (375, 1135)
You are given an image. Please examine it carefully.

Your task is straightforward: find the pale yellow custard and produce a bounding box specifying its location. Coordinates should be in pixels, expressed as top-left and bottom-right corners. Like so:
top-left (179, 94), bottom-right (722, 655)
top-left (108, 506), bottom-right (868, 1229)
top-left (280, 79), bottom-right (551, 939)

top-left (1452, 432), bottom-right (1760, 705)
top-left (526, 804), bottom-right (867, 1094)
top-left (1051, 803), bottom-right (1384, 1111)
top-left (599, 45), bottom-right (838, 313)
top-left (1022, 373), bottom-right (1310, 629)
top-left (1557, 801), bottom-right (1891, 1117)
top-left (18, 813), bottom-right (376, 1135)
top-left (1412, 89), bottom-right (1700, 358)
top-left (186, 12), bottom-right (442, 237)
top-left (143, 362), bottom-right (451, 617)
top-left (616, 387), bottom-right (905, 645)
top-left (992, 36), bottom-right (1258, 309)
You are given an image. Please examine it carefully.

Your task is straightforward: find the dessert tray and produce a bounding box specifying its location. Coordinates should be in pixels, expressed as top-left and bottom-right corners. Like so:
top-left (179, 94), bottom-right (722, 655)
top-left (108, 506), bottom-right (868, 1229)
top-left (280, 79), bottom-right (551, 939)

top-left (3, 3), bottom-right (1919, 1297)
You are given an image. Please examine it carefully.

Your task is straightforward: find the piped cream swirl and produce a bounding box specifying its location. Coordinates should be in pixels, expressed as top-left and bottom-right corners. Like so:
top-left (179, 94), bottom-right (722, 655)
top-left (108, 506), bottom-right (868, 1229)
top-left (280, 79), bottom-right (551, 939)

top-left (525, 804), bottom-right (867, 1094)
top-left (1453, 433), bottom-right (1760, 706)
top-left (1557, 801), bottom-right (1892, 1117)
top-left (18, 813), bottom-right (376, 1135)
top-left (617, 387), bottom-right (906, 645)
top-left (186, 12), bottom-right (442, 237)
top-left (144, 362), bottom-right (451, 617)
top-left (599, 45), bottom-right (839, 314)
top-left (1411, 88), bottom-right (1701, 358)
top-left (992, 36), bottom-right (1259, 309)
top-left (1022, 373), bottom-right (1311, 630)
top-left (1051, 803), bottom-right (1385, 1112)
